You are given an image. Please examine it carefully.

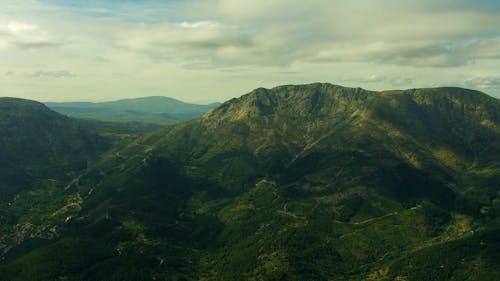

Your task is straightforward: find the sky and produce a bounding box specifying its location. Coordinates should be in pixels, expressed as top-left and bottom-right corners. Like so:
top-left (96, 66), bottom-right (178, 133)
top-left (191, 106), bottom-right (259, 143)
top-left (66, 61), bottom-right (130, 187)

top-left (1, 0), bottom-right (500, 103)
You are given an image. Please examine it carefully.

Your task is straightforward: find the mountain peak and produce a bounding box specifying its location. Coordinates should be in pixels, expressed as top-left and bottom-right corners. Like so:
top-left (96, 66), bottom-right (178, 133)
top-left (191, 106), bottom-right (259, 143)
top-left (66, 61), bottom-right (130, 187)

top-left (0, 97), bottom-right (48, 109)
top-left (0, 97), bottom-right (59, 119)
top-left (204, 83), bottom-right (375, 122)
top-left (204, 83), bottom-right (499, 123)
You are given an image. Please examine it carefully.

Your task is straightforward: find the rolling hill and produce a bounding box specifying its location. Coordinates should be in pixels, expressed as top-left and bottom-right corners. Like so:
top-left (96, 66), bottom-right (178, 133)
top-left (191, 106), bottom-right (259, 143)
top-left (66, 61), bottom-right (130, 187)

top-left (45, 96), bottom-right (220, 124)
top-left (0, 84), bottom-right (499, 280)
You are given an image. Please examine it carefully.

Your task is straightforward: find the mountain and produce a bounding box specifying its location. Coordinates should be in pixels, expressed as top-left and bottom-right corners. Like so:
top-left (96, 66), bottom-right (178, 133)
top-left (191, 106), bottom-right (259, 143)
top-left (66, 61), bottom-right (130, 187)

top-left (0, 98), bottom-right (108, 193)
top-left (0, 98), bottom-right (109, 257)
top-left (1, 84), bottom-right (499, 280)
top-left (45, 96), bottom-right (220, 124)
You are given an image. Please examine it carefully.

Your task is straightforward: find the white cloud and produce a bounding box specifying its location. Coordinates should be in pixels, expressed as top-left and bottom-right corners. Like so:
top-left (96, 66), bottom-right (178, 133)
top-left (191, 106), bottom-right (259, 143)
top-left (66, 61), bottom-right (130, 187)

top-left (1, 0), bottom-right (500, 101)
top-left (115, 20), bottom-right (254, 66)
top-left (390, 77), bottom-right (415, 87)
top-left (0, 21), bottom-right (58, 49)
top-left (29, 70), bottom-right (77, 78)
top-left (178, 0), bottom-right (500, 68)
top-left (342, 74), bottom-right (387, 83)
top-left (464, 76), bottom-right (500, 91)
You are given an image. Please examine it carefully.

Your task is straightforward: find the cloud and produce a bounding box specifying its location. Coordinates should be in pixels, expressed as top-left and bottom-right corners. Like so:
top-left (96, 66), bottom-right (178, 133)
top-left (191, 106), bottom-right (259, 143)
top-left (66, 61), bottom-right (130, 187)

top-left (463, 76), bottom-right (500, 91)
top-left (116, 20), bottom-right (256, 66)
top-left (465, 37), bottom-right (500, 60)
top-left (342, 75), bottom-right (387, 83)
top-left (7, 0), bottom-right (500, 69)
top-left (0, 21), bottom-right (59, 49)
top-left (341, 75), bottom-right (414, 87)
top-left (176, 0), bottom-right (500, 68)
top-left (1, 0), bottom-right (500, 101)
top-left (92, 56), bottom-right (110, 63)
top-left (29, 70), bottom-right (77, 78)
top-left (390, 77), bottom-right (415, 87)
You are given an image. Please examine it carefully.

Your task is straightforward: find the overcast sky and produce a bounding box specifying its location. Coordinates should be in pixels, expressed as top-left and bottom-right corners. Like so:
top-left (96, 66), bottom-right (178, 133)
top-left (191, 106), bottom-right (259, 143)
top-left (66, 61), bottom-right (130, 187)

top-left (1, 0), bottom-right (500, 103)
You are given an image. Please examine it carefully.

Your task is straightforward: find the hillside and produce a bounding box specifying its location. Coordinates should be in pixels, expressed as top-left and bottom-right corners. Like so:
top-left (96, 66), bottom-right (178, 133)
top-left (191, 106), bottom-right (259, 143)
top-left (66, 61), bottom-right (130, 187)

top-left (1, 84), bottom-right (499, 280)
top-left (0, 98), bottom-right (109, 257)
top-left (0, 98), bottom-right (108, 192)
top-left (45, 96), bottom-right (220, 124)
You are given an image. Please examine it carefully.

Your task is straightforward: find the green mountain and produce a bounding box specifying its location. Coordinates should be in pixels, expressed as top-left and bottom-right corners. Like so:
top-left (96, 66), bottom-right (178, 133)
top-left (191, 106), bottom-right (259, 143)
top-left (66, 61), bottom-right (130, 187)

top-left (1, 84), bottom-right (499, 280)
top-left (45, 96), bottom-right (220, 124)
top-left (0, 98), bottom-right (111, 257)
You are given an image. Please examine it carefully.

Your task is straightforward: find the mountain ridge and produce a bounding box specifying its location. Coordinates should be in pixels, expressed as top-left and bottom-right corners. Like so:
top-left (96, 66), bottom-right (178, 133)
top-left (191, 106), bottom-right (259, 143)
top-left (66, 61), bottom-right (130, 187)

top-left (0, 84), bottom-right (499, 280)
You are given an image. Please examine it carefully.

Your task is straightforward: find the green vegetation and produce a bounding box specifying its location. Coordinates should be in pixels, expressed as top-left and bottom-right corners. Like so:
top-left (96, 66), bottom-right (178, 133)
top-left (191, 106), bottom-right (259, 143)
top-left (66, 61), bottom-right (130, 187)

top-left (0, 84), bottom-right (499, 280)
top-left (0, 97), bottom-right (111, 260)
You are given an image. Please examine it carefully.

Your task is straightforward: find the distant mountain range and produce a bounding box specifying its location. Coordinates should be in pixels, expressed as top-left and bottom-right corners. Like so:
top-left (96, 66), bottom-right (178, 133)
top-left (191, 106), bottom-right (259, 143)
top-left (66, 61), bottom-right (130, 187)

top-left (0, 84), bottom-right (499, 280)
top-left (45, 96), bottom-right (220, 124)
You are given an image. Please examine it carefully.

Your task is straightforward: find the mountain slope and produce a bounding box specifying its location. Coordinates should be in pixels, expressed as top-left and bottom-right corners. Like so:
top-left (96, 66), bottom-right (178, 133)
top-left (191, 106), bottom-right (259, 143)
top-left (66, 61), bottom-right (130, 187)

top-left (1, 84), bottom-right (499, 280)
top-left (0, 98), bottom-right (109, 257)
top-left (0, 98), bottom-right (108, 194)
top-left (45, 96), bottom-right (220, 124)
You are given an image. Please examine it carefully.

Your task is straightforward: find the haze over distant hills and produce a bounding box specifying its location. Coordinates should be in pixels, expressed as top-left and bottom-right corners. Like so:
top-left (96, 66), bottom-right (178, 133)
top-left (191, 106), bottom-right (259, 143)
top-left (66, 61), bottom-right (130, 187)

top-left (45, 96), bottom-right (220, 124)
top-left (0, 83), bottom-right (499, 280)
